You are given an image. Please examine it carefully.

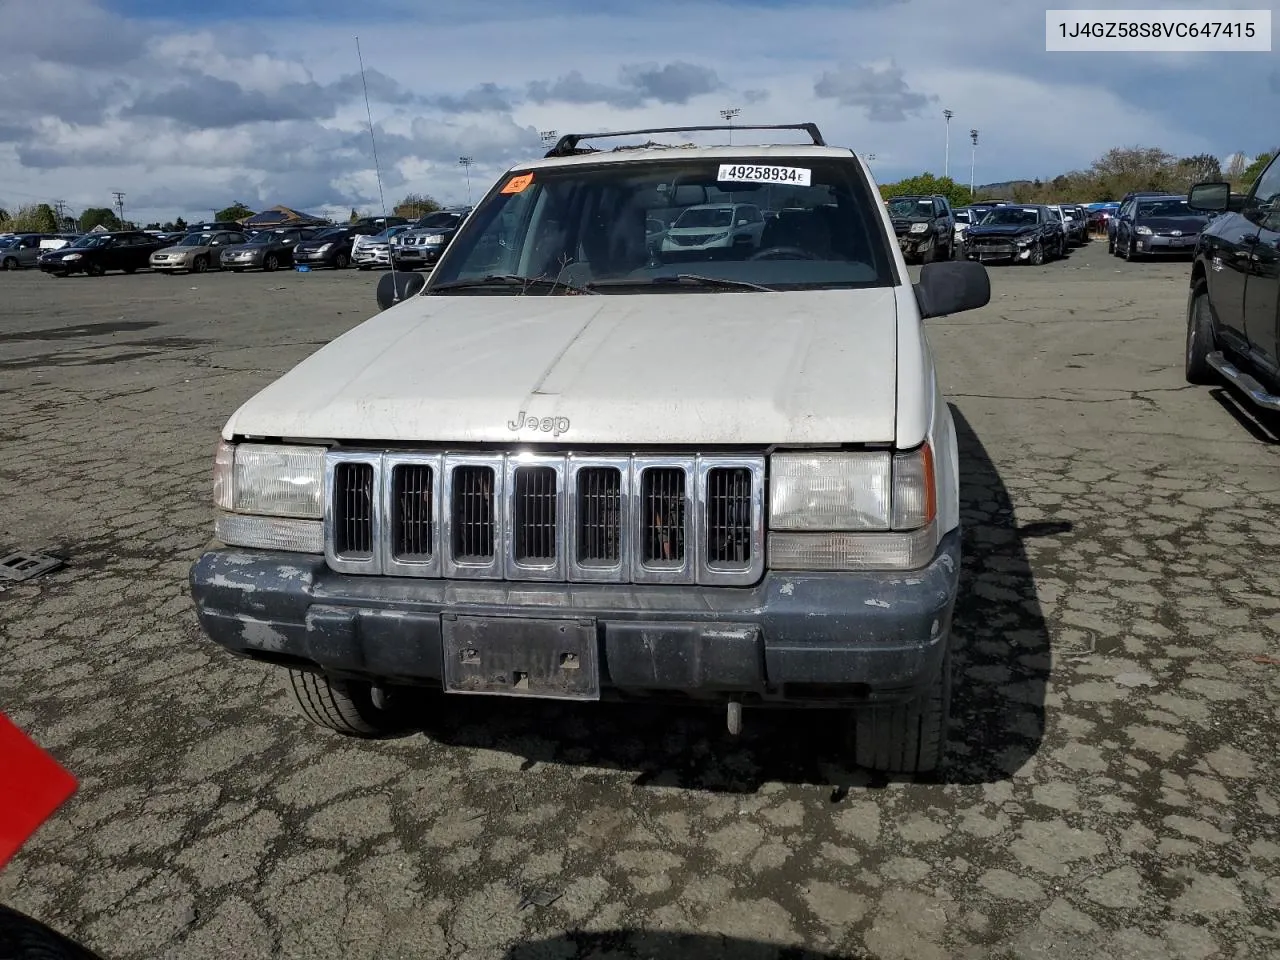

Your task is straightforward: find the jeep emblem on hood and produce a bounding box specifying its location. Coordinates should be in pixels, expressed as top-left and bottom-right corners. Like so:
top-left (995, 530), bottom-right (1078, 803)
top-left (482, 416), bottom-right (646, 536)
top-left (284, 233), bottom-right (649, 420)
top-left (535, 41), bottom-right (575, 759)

top-left (508, 411), bottom-right (571, 437)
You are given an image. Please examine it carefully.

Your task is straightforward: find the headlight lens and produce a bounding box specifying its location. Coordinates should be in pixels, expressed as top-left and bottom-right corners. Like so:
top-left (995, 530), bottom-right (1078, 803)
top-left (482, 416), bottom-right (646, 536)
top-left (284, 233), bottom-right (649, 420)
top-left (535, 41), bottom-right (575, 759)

top-left (317, 243), bottom-right (333, 252)
top-left (63, 253), bottom-right (82, 260)
top-left (423, 234), bottom-right (444, 244)
top-left (769, 446), bottom-right (938, 570)
top-left (1135, 226), bottom-right (1153, 236)
top-left (909, 223), bottom-right (929, 234)
top-left (770, 453), bottom-right (892, 531)
top-left (212, 441), bottom-right (324, 518)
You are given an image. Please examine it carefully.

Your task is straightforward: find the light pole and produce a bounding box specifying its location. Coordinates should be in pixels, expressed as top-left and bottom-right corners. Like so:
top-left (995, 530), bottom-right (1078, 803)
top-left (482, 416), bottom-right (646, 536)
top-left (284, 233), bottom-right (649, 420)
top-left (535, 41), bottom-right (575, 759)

top-left (458, 156), bottom-right (474, 205)
top-left (969, 130), bottom-right (979, 201)
top-left (720, 107), bottom-right (740, 145)
top-left (943, 109), bottom-right (953, 179)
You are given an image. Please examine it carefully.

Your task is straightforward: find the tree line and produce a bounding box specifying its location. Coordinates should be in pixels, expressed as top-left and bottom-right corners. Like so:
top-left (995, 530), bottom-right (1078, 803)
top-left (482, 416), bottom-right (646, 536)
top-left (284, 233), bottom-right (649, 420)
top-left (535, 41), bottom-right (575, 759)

top-left (1, 192), bottom-right (445, 236)
top-left (878, 146), bottom-right (1277, 207)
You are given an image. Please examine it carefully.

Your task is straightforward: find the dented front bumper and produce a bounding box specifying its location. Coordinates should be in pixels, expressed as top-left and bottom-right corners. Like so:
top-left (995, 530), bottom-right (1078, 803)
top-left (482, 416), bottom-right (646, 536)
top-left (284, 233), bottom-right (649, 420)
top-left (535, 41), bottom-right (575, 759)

top-left (189, 529), bottom-right (960, 705)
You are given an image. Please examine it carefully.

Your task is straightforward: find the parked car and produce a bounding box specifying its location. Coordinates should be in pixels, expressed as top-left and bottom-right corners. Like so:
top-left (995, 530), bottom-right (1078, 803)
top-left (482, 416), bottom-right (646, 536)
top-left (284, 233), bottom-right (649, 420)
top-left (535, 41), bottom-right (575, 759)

top-left (965, 204), bottom-right (1062, 265)
top-left (390, 207), bottom-right (472, 270)
top-left (1183, 158), bottom-right (1280, 413)
top-left (38, 233), bottom-right (81, 253)
top-left (1110, 195), bottom-right (1209, 260)
top-left (0, 233), bottom-right (48, 269)
top-left (1048, 204), bottom-right (1087, 245)
top-left (352, 225), bottom-right (411, 270)
top-left (219, 227), bottom-right (318, 272)
top-left (658, 202), bottom-right (767, 256)
top-left (885, 194), bottom-right (956, 263)
top-left (188, 122), bottom-right (994, 775)
top-left (292, 226), bottom-right (371, 269)
top-left (37, 230), bottom-right (166, 276)
top-left (150, 229), bottom-right (247, 274)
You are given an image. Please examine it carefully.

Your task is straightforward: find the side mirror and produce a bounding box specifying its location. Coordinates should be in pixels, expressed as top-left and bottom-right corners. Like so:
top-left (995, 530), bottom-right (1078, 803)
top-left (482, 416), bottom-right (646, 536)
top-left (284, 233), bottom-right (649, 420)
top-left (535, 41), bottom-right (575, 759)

top-left (914, 260), bottom-right (990, 319)
top-left (377, 271), bottom-right (427, 311)
top-left (1187, 181), bottom-right (1230, 213)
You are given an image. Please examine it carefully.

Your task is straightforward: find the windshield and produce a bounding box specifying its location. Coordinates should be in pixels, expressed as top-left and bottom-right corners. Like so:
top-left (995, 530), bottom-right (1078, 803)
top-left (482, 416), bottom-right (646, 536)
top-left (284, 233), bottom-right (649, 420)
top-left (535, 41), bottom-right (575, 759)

top-left (313, 228), bottom-right (347, 241)
top-left (428, 156), bottom-right (893, 294)
top-left (1136, 199), bottom-right (1191, 218)
top-left (179, 233), bottom-right (215, 247)
top-left (72, 234), bottom-right (111, 248)
top-left (415, 212), bottom-right (461, 229)
top-left (672, 206), bottom-right (734, 229)
top-left (888, 198), bottom-right (934, 219)
top-left (247, 231), bottom-right (284, 245)
top-left (371, 227), bottom-right (403, 241)
top-left (980, 208), bottom-right (1041, 226)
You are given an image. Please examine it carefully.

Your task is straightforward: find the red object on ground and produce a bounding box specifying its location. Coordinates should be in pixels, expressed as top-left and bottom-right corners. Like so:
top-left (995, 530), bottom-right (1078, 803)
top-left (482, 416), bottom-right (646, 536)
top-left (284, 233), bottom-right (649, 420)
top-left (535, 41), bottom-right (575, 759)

top-left (0, 713), bottom-right (77, 868)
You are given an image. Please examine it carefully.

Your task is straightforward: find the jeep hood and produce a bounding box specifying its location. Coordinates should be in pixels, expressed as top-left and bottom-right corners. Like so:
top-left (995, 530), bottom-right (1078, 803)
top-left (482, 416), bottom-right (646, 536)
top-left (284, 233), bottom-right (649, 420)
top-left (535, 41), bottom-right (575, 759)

top-left (223, 289), bottom-right (901, 445)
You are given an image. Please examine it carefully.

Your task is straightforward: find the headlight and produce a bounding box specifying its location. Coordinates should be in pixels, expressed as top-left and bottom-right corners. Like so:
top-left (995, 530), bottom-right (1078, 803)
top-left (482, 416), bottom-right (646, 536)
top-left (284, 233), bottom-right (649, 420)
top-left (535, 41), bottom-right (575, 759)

top-left (63, 253), bottom-right (82, 260)
top-left (317, 243), bottom-right (333, 252)
top-left (909, 223), bottom-right (929, 234)
top-left (422, 234), bottom-right (444, 244)
top-left (1135, 226), bottom-right (1153, 236)
top-left (1015, 236), bottom-right (1033, 246)
top-left (213, 441), bottom-right (324, 518)
top-left (768, 446), bottom-right (938, 571)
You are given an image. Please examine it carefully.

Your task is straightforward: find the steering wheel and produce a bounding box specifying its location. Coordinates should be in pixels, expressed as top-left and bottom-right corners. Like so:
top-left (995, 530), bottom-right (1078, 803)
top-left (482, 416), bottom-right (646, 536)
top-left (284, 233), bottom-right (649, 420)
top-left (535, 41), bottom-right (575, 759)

top-left (748, 246), bottom-right (820, 261)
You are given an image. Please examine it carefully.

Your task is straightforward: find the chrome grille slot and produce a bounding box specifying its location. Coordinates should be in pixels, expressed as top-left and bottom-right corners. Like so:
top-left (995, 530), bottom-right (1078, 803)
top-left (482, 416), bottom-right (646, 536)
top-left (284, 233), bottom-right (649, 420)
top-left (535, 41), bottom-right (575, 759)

top-left (452, 465), bottom-right (496, 560)
top-left (642, 468), bottom-right (686, 564)
top-left (335, 462), bottom-right (374, 557)
top-left (577, 467), bottom-right (622, 564)
top-left (706, 467), bottom-right (752, 566)
top-left (393, 464), bottom-right (434, 559)
top-left (513, 466), bottom-right (557, 562)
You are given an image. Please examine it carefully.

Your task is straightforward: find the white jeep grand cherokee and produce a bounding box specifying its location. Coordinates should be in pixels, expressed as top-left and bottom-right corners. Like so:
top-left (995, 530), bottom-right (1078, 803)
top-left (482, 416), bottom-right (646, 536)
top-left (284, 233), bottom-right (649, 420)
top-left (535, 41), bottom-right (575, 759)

top-left (190, 124), bottom-right (991, 774)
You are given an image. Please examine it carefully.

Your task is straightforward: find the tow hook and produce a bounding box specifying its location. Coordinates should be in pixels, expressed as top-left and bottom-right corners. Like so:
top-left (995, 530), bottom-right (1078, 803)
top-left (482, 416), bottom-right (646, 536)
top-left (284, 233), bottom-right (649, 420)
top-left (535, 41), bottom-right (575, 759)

top-left (726, 700), bottom-right (743, 736)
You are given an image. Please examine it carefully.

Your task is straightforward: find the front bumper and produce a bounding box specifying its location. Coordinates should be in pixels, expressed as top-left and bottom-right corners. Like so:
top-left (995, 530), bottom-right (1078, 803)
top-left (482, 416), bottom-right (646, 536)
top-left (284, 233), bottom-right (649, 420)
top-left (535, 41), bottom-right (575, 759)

top-left (896, 233), bottom-right (934, 257)
top-left (150, 257), bottom-right (190, 271)
top-left (222, 255), bottom-right (263, 268)
top-left (1137, 234), bottom-right (1198, 254)
top-left (190, 529), bottom-right (961, 705)
top-left (294, 250), bottom-right (338, 266)
top-left (966, 243), bottom-right (1028, 263)
top-left (392, 246), bottom-right (444, 264)
top-left (38, 260), bottom-right (79, 273)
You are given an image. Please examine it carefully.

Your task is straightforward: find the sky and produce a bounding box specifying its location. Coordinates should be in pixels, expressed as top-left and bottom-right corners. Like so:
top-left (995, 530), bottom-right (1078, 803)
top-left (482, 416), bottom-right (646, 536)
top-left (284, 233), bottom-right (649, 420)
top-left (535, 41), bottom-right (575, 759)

top-left (0, 0), bottom-right (1276, 226)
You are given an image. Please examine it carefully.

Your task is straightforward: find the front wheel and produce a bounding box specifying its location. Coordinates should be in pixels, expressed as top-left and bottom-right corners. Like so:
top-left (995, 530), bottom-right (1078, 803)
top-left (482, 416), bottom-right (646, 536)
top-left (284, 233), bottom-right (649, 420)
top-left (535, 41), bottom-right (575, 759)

top-left (848, 647), bottom-right (951, 774)
top-left (286, 670), bottom-right (412, 737)
top-left (263, 253), bottom-right (279, 272)
top-left (1122, 238), bottom-right (1137, 261)
top-left (334, 252), bottom-right (350, 270)
top-left (85, 262), bottom-right (105, 277)
top-left (1028, 242), bottom-right (1044, 266)
top-left (1, 257), bottom-right (18, 271)
top-left (1107, 234), bottom-right (1115, 254)
top-left (192, 256), bottom-right (208, 273)
top-left (1185, 288), bottom-right (1216, 385)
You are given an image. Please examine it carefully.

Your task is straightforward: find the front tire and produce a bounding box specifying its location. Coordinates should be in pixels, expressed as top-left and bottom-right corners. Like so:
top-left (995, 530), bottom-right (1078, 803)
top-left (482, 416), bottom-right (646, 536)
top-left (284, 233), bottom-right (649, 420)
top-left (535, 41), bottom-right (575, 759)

top-left (849, 647), bottom-right (951, 774)
top-left (2, 257), bottom-right (18, 271)
top-left (263, 253), bottom-right (279, 272)
top-left (192, 256), bottom-right (208, 273)
top-left (85, 262), bottom-right (105, 277)
top-left (1185, 288), bottom-right (1216, 385)
top-left (334, 252), bottom-right (350, 270)
top-left (286, 670), bottom-right (412, 737)
top-left (1028, 242), bottom-right (1044, 266)
top-left (1122, 238), bottom-right (1137, 261)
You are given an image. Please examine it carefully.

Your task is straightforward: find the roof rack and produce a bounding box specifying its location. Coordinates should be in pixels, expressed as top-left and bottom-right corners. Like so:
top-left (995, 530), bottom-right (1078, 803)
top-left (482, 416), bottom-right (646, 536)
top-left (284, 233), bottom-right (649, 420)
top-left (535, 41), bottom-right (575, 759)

top-left (544, 123), bottom-right (827, 158)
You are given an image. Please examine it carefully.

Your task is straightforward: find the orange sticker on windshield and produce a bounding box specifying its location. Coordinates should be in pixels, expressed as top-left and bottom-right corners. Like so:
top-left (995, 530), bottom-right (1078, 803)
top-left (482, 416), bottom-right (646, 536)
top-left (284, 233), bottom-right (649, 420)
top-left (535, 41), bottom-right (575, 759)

top-left (501, 173), bottom-right (534, 194)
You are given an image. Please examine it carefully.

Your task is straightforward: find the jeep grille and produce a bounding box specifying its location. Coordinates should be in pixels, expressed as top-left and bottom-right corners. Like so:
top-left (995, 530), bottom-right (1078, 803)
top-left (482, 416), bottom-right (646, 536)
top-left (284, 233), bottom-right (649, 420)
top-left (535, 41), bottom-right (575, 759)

top-left (324, 452), bottom-right (764, 585)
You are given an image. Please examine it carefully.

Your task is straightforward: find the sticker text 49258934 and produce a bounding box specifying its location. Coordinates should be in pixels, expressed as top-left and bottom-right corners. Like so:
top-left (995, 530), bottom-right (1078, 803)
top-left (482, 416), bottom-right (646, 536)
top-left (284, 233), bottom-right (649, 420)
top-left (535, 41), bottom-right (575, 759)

top-left (717, 164), bottom-right (812, 186)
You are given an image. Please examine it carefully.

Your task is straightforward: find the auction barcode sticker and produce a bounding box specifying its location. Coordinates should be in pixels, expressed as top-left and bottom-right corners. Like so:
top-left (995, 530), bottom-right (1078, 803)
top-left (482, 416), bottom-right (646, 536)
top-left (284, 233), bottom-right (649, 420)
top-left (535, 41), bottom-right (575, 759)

top-left (718, 164), bottom-right (812, 186)
top-left (1047, 9), bottom-right (1271, 51)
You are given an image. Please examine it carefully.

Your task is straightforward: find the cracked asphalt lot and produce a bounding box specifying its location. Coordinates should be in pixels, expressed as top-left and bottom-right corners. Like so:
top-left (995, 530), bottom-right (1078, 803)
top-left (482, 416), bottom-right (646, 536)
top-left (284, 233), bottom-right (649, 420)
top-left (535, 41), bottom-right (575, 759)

top-left (2, 244), bottom-right (1279, 959)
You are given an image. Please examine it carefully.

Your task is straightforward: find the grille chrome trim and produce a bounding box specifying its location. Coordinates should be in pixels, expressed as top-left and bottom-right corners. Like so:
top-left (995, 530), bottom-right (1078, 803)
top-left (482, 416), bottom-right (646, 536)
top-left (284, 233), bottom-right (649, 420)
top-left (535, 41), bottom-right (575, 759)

top-left (503, 454), bottom-right (566, 580)
top-left (441, 454), bottom-right (505, 579)
top-left (324, 451), bottom-right (765, 585)
top-left (566, 455), bottom-right (631, 583)
top-left (695, 456), bottom-right (766, 585)
top-left (324, 450), bottom-right (384, 575)
top-left (381, 453), bottom-right (443, 578)
top-left (631, 456), bottom-right (696, 584)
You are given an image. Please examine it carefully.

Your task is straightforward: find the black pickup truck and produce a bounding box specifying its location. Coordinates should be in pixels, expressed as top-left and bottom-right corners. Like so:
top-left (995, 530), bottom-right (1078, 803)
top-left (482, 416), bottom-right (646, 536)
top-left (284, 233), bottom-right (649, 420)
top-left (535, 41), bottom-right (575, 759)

top-left (1184, 154), bottom-right (1280, 416)
top-left (38, 231), bottom-right (166, 277)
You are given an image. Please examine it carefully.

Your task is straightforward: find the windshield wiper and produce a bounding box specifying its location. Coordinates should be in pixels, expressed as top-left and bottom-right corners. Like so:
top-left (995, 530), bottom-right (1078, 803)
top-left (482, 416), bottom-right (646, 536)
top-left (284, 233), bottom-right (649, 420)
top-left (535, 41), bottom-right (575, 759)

top-left (430, 274), bottom-right (596, 295)
top-left (586, 275), bottom-right (775, 292)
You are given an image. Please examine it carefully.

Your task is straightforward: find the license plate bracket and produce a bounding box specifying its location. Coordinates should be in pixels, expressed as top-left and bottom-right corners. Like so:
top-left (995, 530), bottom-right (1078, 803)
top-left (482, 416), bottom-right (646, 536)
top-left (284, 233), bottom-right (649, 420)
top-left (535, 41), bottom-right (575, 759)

top-left (441, 615), bottom-right (600, 700)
